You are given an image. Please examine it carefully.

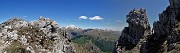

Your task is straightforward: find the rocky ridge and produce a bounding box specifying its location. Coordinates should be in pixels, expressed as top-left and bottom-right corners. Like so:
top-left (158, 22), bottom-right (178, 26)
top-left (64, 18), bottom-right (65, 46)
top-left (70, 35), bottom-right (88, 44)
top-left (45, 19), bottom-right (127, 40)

top-left (116, 0), bottom-right (180, 53)
top-left (0, 16), bottom-right (75, 53)
top-left (142, 0), bottom-right (180, 53)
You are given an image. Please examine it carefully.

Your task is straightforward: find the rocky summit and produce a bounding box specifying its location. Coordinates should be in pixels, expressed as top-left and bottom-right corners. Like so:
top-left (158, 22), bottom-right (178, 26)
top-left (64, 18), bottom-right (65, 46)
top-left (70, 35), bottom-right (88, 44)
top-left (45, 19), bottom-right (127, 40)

top-left (0, 17), bottom-right (75, 53)
top-left (115, 0), bottom-right (180, 53)
top-left (115, 8), bottom-right (151, 53)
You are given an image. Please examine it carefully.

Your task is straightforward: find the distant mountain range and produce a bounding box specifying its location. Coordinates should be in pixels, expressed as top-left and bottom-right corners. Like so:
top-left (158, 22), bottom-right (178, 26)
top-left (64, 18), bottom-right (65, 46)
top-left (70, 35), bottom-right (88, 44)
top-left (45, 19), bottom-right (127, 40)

top-left (62, 24), bottom-right (121, 53)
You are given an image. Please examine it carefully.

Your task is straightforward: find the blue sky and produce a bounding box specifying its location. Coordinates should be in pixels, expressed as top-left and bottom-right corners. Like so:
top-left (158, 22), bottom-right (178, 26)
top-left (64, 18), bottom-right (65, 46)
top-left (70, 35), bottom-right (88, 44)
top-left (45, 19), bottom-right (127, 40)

top-left (0, 0), bottom-right (169, 31)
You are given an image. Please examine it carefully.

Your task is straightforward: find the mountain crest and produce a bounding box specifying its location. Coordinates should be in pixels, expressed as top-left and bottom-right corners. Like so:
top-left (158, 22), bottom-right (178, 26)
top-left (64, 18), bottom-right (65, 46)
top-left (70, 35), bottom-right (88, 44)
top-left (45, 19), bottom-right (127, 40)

top-left (0, 17), bottom-right (75, 53)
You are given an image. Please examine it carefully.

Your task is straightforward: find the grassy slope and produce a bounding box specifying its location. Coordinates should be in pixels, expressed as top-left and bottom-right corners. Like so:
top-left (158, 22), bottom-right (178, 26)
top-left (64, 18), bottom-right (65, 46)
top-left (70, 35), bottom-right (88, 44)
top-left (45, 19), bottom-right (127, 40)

top-left (71, 41), bottom-right (103, 53)
top-left (71, 34), bottom-right (119, 53)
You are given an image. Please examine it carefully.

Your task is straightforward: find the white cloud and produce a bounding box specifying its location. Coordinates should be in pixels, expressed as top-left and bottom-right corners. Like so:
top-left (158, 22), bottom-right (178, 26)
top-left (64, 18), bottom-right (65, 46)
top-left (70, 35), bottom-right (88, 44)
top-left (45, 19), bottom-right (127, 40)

top-left (89, 16), bottom-right (103, 20)
top-left (78, 16), bottom-right (103, 21)
top-left (79, 16), bottom-right (88, 19)
top-left (23, 16), bottom-right (27, 18)
top-left (66, 25), bottom-right (79, 29)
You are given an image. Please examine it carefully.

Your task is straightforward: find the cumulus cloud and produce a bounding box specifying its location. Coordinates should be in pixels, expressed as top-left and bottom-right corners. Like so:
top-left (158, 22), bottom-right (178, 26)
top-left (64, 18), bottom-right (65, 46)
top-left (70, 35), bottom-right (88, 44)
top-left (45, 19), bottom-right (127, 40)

top-left (66, 25), bottom-right (79, 29)
top-left (78, 16), bottom-right (103, 21)
top-left (89, 16), bottom-right (103, 20)
top-left (79, 16), bottom-right (88, 19)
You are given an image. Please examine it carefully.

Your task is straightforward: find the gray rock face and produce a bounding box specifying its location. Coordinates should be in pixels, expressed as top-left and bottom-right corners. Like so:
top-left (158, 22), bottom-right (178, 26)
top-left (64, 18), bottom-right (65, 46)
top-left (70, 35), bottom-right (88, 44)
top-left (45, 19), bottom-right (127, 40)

top-left (115, 8), bottom-right (151, 53)
top-left (126, 8), bottom-right (151, 40)
top-left (169, 0), bottom-right (180, 15)
top-left (141, 0), bottom-right (180, 53)
top-left (0, 17), bottom-right (75, 53)
top-left (156, 6), bottom-right (176, 36)
top-left (116, 0), bottom-right (180, 53)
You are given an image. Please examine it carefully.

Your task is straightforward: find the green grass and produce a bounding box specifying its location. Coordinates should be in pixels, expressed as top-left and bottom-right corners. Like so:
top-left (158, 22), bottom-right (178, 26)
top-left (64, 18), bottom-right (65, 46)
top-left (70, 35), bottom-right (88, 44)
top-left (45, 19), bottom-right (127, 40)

top-left (72, 36), bottom-right (91, 44)
top-left (92, 39), bottom-right (115, 52)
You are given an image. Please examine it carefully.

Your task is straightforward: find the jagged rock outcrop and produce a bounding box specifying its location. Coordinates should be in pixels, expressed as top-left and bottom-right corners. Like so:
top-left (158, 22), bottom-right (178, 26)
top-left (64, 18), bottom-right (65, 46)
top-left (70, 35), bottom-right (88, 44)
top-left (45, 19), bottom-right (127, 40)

top-left (0, 17), bottom-right (75, 53)
top-left (115, 8), bottom-right (151, 53)
top-left (115, 0), bottom-right (180, 53)
top-left (142, 0), bottom-right (180, 53)
top-left (116, 0), bottom-right (180, 53)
